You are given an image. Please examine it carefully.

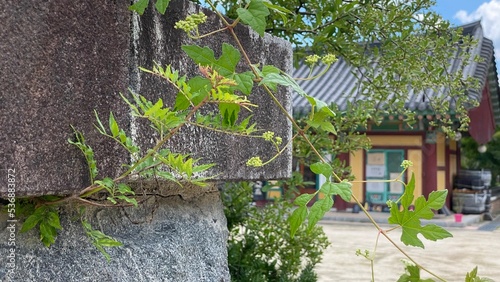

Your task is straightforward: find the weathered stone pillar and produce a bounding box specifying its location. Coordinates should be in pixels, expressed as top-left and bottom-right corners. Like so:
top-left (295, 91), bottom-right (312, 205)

top-left (0, 0), bottom-right (292, 280)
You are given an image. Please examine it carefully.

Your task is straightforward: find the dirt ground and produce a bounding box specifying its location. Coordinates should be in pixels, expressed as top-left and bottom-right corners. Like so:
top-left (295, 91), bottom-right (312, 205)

top-left (316, 222), bottom-right (500, 281)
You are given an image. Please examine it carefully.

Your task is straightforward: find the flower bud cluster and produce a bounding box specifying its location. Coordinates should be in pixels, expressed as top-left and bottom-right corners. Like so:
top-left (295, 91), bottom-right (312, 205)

top-left (401, 160), bottom-right (413, 169)
top-left (174, 12), bottom-right (208, 33)
top-left (305, 53), bottom-right (337, 66)
top-left (246, 157), bottom-right (263, 167)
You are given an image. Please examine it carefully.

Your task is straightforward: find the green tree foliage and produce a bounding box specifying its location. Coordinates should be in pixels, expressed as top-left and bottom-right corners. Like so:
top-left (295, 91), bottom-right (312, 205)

top-left (222, 182), bottom-right (330, 281)
top-left (461, 130), bottom-right (500, 183)
top-left (206, 0), bottom-right (480, 136)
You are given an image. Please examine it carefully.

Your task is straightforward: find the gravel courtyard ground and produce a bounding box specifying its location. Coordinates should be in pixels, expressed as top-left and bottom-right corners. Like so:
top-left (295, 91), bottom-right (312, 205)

top-left (316, 221), bottom-right (500, 281)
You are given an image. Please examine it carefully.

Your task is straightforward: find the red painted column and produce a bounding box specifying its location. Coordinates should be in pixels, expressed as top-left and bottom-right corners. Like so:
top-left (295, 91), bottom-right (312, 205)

top-left (335, 152), bottom-right (350, 211)
top-left (445, 144), bottom-right (451, 208)
top-left (422, 143), bottom-right (437, 197)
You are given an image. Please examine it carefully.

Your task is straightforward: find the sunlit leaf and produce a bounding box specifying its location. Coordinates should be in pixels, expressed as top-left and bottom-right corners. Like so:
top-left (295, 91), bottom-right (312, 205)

top-left (310, 162), bottom-right (332, 178)
top-left (155, 0), bottom-right (170, 14)
top-left (307, 197), bottom-right (333, 231)
top-left (289, 206), bottom-right (307, 237)
top-left (293, 193), bottom-right (315, 206)
top-left (236, 0), bottom-right (270, 36)
top-left (388, 173), bottom-right (452, 248)
top-left (129, 0), bottom-right (150, 15)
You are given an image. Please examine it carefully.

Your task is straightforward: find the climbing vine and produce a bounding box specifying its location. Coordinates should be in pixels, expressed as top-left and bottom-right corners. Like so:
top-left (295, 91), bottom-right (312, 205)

top-left (10, 0), bottom-right (493, 280)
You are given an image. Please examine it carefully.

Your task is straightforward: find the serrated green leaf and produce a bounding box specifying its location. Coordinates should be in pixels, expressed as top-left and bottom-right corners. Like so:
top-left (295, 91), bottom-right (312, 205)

top-left (129, 0), bottom-right (150, 15)
top-left (192, 163), bottom-right (216, 173)
top-left (400, 227), bottom-right (425, 248)
top-left (96, 178), bottom-right (114, 192)
top-left (144, 98), bottom-right (164, 116)
top-left (236, 0), bottom-right (270, 36)
top-left (465, 266), bottom-right (495, 282)
top-left (219, 102), bottom-right (240, 126)
top-left (293, 193), bottom-right (315, 206)
top-left (94, 110), bottom-right (107, 135)
top-left (181, 43), bottom-right (240, 76)
top-left (109, 112), bottom-right (119, 137)
top-left (319, 182), bottom-right (336, 196)
top-left (426, 190), bottom-right (448, 210)
top-left (155, 0), bottom-right (170, 14)
top-left (156, 171), bottom-right (181, 186)
top-left (413, 196), bottom-right (436, 220)
top-left (175, 76), bottom-right (211, 111)
top-left (307, 197), bottom-right (333, 231)
top-left (260, 73), bottom-right (306, 96)
top-left (259, 73), bottom-right (335, 116)
top-left (117, 183), bottom-right (134, 194)
top-left (397, 262), bottom-right (434, 282)
top-left (262, 65), bottom-right (281, 75)
top-left (218, 43), bottom-right (241, 75)
top-left (39, 222), bottom-right (57, 247)
top-left (401, 174), bottom-right (416, 208)
top-left (306, 97), bottom-right (335, 117)
top-left (331, 182), bottom-right (352, 202)
top-left (96, 238), bottom-right (123, 247)
top-left (182, 45), bottom-right (216, 67)
top-left (116, 195), bottom-right (138, 207)
top-left (20, 211), bottom-right (44, 233)
top-left (419, 224), bottom-right (453, 241)
top-left (232, 71), bottom-right (254, 95)
top-left (388, 173), bottom-right (451, 248)
top-left (46, 211), bottom-right (62, 230)
top-left (289, 206), bottom-right (307, 238)
top-left (310, 162), bottom-right (332, 178)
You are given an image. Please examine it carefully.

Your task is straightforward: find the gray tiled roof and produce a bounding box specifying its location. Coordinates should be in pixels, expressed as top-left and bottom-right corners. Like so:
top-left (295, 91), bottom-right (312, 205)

top-left (293, 21), bottom-right (499, 123)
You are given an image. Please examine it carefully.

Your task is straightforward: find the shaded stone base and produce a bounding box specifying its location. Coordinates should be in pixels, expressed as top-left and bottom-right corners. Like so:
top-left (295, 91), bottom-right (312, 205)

top-left (0, 183), bottom-right (229, 281)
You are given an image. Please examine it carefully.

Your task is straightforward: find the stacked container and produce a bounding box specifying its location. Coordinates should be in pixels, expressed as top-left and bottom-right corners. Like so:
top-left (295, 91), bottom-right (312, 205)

top-left (452, 170), bottom-right (491, 214)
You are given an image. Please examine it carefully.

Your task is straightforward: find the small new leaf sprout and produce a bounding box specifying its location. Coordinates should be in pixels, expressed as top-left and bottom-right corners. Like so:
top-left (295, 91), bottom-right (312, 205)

top-left (305, 54), bottom-right (321, 66)
top-left (321, 54), bottom-right (337, 65)
top-left (355, 249), bottom-right (372, 260)
top-left (401, 160), bottom-right (413, 169)
top-left (174, 12), bottom-right (207, 36)
top-left (246, 156), bottom-right (263, 167)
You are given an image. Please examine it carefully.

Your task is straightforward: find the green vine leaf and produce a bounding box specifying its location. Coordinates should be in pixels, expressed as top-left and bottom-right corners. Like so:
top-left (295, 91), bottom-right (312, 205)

top-left (182, 43), bottom-right (240, 76)
top-left (174, 76), bottom-right (211, 111)
top-left (310, 162), bottom-right (332, 178)
top-left (293, 193), bottom-right (315, 206)
top-left (307, 197), bottom-right (333, 232)
top-left (109, 112), bottom-right (119, 138)
top-left (236, 0), bottom-right (270, 37)
top-left (465, 266), bottom-right (495, 282)
top-left (331, 182), bottom-right (352, 202)
top-left (129, 0), bottom-right (150, 15)
top-left (388, 173), bottom-right (453, 248)
top-left (288, 205), bottom-right (307, 238)
top-left (397, 260), bottom-right (434, 282)
top-left (232, 71), bottom-right (254, 95)
top-left (259, 72), bottom-right (335, 116)
top-left (182, 44), bottom-right (254, 95)
top-left (306, 108), bottom-right (337, 134)
top-left (220, 102), bottom-right (240, 126)
top-left (155, 0), bottom-right (170, 14)
top-left (82, 219), bottom-right (123, 262)
top-left (20, 206), bottom-right (62, 247)
top-left (68, 127), bottom-right (98, 183)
